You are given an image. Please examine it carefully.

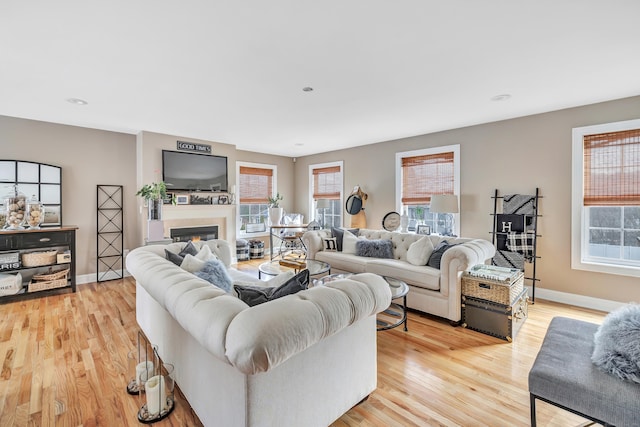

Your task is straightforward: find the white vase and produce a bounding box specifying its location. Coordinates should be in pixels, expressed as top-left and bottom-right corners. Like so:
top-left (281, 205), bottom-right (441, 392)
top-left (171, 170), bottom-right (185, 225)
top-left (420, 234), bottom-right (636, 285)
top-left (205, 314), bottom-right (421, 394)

top-left (269, 207), bottom-right (283, 226)
top-left (400, 211), bottom-right (408, 233)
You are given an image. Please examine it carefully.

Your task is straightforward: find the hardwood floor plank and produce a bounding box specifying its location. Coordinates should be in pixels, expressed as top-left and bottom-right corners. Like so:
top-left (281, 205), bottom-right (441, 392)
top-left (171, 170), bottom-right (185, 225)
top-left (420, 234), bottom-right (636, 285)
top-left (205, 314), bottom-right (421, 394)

top-left (0, 260), bottom-right (610, 426)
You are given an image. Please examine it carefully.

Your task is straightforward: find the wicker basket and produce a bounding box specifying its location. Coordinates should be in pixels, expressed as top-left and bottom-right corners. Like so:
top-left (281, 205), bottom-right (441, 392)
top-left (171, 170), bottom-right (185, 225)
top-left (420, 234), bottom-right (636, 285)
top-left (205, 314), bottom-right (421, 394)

top-left (28, 268), bottom-right (69, 292)
top-left (462, 268), bottom-right (524, 306)
top-left (22, 250), bottom-right (58, 267)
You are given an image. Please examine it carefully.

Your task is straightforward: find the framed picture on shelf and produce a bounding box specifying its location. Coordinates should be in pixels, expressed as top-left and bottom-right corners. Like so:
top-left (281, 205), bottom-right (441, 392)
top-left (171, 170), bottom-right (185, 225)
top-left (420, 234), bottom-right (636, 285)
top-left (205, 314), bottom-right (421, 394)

top-left (163, 192), bottom-right (175, 205)
top-left (42, 205), bottom-right (61, 226)
top-left (416, 224), bottom-right (431, 235)
top-left (218, 195), bottom-right (228, 205)
top-left (175, 194), bottom-right (189, 205)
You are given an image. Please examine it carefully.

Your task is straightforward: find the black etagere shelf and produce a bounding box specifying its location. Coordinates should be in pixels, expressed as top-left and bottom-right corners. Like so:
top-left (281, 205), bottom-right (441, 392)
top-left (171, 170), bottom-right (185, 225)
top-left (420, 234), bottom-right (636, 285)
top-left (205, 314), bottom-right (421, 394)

top-left (490, 188), bottom-right (542, 302)
top-left (97, 185), bottom-right (124, 282)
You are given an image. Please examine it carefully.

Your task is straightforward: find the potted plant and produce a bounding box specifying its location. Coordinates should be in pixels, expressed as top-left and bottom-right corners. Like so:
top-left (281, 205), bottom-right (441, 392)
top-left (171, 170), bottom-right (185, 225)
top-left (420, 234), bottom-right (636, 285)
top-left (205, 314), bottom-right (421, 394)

top-left (267, 192), bottom-right (284, 226)
top-left (136, 181), bottom-right (171, 220)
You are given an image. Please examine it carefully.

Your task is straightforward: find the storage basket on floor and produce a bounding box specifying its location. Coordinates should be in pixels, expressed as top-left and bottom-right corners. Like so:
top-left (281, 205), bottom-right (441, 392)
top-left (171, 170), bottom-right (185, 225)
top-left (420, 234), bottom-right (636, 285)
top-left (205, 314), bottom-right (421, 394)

top-left (236, 239), bottom-right (249, 261)
top-left (249, 240), bottom-right (265, 259)
top-left (28, 267), bottom-right (69, 292)
top-left (22, 250), bottom-right (58, 267)
top-left (462, 264), bottom-right (524, 305)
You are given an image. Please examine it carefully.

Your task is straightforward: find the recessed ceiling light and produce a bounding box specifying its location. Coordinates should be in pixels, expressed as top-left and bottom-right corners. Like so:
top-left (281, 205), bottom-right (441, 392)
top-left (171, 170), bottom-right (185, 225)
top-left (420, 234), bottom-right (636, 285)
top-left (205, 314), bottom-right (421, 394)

top-left (490, 94), bottom-right (511, 102)
top-left (302, 87), bottom-right (314, 92)
top-left (66, 98), bottom-right (88, 105)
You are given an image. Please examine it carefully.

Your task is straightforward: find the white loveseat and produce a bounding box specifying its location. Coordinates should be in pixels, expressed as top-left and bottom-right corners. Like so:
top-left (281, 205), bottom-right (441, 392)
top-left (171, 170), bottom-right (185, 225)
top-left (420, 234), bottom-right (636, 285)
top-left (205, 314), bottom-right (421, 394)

top-left (302, 229), bottom-right (495, 323)
top-left (125, 240), bottom-right (392, 427)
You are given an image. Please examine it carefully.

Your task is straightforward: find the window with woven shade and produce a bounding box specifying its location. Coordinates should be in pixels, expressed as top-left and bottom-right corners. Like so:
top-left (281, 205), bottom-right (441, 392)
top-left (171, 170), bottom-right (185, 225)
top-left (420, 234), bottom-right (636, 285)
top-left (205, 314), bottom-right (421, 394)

top-left (237, 163), bottom-right (276, 235)
top-left (310, 162), bottom-right (343, 229)
top-left (395, 145), bottom-right (460, 235)
top-left (401, 152), bottom-right (454, 205)
top-left (572, 119), bottom-right (640, 277)
top-left (583, 129), bottom-right (640, 206)
top-left (312, 166), bottom-right (341, 200)
top-left (239, 166), bottom-right (272, 204)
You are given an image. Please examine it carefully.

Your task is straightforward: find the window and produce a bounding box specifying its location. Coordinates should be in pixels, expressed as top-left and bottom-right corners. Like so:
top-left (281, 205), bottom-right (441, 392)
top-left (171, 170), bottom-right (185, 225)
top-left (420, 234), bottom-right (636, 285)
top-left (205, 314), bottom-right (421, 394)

top-left (572, 119), bottom-right (640, 277)
top-left (395, 145), bottom-right (460, 235)
top-left (309, 162), bottom-right (343, 229)
top-left (237, 162), bottom-right (277, 236)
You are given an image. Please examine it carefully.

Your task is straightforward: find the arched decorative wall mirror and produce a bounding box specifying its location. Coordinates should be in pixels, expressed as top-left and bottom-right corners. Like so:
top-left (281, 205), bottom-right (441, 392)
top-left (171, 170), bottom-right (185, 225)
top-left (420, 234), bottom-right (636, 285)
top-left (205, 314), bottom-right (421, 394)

top-left (0, 160), bottom-right (62, 227)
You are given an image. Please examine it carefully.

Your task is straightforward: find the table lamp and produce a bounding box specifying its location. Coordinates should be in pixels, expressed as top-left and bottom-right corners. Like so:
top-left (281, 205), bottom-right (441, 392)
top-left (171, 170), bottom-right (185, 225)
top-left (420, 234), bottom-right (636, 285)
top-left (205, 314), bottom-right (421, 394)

top-left (429, 194), bottom-right (459, 236)
top-left (316, 199), bottom-right (331, 229)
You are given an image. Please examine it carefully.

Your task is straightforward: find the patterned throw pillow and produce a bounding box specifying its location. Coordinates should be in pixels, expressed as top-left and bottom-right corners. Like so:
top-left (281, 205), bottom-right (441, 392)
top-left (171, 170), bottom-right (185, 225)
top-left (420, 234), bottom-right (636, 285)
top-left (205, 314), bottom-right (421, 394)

top-left (323, 237), bottom-right (338, 251)
top-left (426, 241), bottom-right (457, 269)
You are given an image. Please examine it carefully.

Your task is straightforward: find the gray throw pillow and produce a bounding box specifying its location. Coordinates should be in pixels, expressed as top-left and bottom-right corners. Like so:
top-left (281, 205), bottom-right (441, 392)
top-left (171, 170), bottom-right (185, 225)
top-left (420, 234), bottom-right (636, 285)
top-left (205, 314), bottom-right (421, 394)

top-left (355, 239), bottom-right (393, 258)
top-left (234, 269), bottom-right (309, 307)
top-left (331, 228), bottom-right (359, 252)
top-left (592, 303), bottom-right (640, 383)
top-left (194, 259), bottom-right (233, 292)
top-left (426, 241), bottom-right (456, 269)
top-left (165, 240), bottom-right (199, 265)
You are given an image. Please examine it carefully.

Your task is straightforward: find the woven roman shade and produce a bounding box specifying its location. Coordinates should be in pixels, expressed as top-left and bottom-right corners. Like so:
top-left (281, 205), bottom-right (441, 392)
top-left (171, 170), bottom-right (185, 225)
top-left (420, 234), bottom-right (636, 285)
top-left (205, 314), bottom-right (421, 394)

top-left (583, 129), bottom-right (640, 206)
top-left (312, 166), bottom-right (341, 200)
top-left (239, 166), bottom-right (272, 204)
top-left (401, 152), bottom-right (454, 204)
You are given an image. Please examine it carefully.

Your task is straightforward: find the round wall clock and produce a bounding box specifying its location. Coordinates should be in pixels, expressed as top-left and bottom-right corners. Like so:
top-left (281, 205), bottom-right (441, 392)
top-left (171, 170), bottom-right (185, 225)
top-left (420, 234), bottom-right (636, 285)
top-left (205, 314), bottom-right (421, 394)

top-left (382, 211), bottom-right (401, 231)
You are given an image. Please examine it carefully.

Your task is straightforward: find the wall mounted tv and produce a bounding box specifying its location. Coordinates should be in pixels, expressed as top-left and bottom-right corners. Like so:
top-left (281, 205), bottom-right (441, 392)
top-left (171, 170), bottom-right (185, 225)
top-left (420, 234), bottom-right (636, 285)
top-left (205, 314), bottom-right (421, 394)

top-left (162, 150), bottom-right (228, 192)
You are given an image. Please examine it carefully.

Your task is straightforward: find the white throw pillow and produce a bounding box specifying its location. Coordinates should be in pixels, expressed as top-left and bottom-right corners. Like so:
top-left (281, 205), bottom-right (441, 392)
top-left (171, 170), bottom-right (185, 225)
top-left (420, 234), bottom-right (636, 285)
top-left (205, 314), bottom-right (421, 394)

top-left (407, 236), bottom-right (435, 266)
top-left (195, 244), bottom-right (218, 261)
top-left (342, 230), bottom-right (360, 254)
top-left (181, 254), bottom-right (208, 272)
top-left (181, 246), bottom-right (219, 273)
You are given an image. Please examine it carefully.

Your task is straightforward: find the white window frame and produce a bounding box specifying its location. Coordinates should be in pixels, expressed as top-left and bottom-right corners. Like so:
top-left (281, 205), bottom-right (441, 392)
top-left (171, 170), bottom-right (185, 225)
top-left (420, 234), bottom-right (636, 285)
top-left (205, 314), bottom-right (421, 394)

top-left (395, 144), bottom-right (460, 235)
top-left (571, 118), bottom-right (640, 277)
top-left (236, 161), bottom-right (277, 239)
top-left (308, 161), bottom-right (344, 228)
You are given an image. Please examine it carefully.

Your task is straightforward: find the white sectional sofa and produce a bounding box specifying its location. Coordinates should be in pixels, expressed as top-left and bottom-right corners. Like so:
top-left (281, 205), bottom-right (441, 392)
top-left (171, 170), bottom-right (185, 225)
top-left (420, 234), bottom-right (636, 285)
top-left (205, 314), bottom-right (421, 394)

top-left (126, 240), bottom-right (392, 427)
top-left (302, 228), bottom-right (495, 323)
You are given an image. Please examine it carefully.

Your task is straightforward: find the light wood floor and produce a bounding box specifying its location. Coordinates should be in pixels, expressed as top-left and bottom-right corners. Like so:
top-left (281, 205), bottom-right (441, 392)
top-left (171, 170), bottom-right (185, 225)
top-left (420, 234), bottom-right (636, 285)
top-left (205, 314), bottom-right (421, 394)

top-left (0, 259), bottom-right (607, 427)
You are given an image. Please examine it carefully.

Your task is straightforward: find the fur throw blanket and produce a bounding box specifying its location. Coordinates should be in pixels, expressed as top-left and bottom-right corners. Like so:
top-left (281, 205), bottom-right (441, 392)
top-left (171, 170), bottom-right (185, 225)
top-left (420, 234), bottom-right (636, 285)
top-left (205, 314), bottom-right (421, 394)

top-left (591, 303), bottom-right (640, 383)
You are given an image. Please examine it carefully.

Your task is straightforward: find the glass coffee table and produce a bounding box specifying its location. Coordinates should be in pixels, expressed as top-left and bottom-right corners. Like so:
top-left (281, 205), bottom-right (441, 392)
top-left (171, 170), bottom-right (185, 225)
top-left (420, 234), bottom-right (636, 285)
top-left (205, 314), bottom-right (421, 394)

top-left (312, 273), bottom-right (409, 332)
top-left (258, 259), bottom-right (331, 279)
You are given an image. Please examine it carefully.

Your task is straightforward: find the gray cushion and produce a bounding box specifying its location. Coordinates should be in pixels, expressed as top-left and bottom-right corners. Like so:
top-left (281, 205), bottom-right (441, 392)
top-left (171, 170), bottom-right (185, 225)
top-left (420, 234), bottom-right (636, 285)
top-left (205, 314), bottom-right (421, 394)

top-left (234, 269), bottom-right (309, 307)
top-left (426, 241), bottom-right (456, 269)
top-left (165, 240), bottom-right (199, 265)
top-left (529, 317), bottom-right (640, 426)
top-left (356, 239), bottom-right (393, 258)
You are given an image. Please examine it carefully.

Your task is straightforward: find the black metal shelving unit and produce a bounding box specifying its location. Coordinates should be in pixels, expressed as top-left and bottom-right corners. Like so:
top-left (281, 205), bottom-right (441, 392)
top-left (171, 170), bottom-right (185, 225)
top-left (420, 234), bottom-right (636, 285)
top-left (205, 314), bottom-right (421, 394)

top-left (490, 188), bottom-right (541, 302)
top-left (97, 185), bottom-right (124, 282)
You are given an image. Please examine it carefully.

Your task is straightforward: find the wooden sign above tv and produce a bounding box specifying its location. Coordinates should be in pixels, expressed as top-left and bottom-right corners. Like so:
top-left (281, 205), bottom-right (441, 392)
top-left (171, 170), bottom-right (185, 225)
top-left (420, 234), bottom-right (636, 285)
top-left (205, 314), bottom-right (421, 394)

top-left (177, 141), bottom-right (211, 154)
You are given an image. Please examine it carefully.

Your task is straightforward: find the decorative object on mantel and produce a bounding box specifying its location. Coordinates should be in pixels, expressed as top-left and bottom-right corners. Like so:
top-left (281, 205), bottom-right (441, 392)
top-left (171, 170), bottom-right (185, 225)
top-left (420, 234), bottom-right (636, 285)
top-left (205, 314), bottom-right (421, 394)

top-left (25, 194), bottom-right (44, 229)
top-left (268, 192), bottom-right (284, 226)
top-left (137, 181), bottom-right (174, 241)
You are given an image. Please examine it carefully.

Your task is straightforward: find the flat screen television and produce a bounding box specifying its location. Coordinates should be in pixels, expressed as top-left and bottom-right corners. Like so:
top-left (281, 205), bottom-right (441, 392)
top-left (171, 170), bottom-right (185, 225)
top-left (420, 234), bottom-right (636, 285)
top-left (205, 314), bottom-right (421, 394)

top-left (162, 150), bottom-right (228, 192)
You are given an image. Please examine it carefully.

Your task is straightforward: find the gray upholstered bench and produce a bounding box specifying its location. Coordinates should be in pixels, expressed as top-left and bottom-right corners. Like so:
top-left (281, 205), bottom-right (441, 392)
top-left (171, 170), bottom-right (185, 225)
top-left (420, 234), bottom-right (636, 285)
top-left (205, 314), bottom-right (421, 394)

top-left (528, 317), bottom-right (640, 427)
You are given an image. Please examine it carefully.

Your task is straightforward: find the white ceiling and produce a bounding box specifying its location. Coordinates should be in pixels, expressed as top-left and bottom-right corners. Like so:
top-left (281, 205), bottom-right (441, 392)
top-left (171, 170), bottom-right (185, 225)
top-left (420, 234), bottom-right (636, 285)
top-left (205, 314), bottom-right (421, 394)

top-left (2, 1), bottom-right (640, 157)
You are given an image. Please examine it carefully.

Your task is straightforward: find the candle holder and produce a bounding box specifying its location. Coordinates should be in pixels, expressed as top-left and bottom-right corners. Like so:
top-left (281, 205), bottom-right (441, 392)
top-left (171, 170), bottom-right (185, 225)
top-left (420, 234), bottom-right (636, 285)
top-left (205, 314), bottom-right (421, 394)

top-left (137, 353), bottom-right (175, 423)
top-left (126, 332), bottom-right (157, 395)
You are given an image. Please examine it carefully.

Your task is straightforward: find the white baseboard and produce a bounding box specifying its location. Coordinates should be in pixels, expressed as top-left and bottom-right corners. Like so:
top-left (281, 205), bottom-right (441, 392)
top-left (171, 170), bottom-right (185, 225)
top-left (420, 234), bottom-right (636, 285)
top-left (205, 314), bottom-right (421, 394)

top-left (532, 286), bottom-right (627, 313)
top-left (77, 269), bottom-right (131, 285)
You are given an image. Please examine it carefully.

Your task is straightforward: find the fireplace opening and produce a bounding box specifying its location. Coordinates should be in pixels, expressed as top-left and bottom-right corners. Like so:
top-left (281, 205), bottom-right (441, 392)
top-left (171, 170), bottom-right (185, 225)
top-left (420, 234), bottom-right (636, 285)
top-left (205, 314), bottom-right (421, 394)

top-left (170, 226), bottom-right (219, 242)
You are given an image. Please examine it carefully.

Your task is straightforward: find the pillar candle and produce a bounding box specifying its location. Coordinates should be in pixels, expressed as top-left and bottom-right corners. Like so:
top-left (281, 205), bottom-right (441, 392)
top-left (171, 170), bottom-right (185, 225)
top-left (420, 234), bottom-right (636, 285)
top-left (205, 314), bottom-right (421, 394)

top-left (146, 375), bottom-right (166, 415)
top-left (135, 361), bottom-right (154, 386)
